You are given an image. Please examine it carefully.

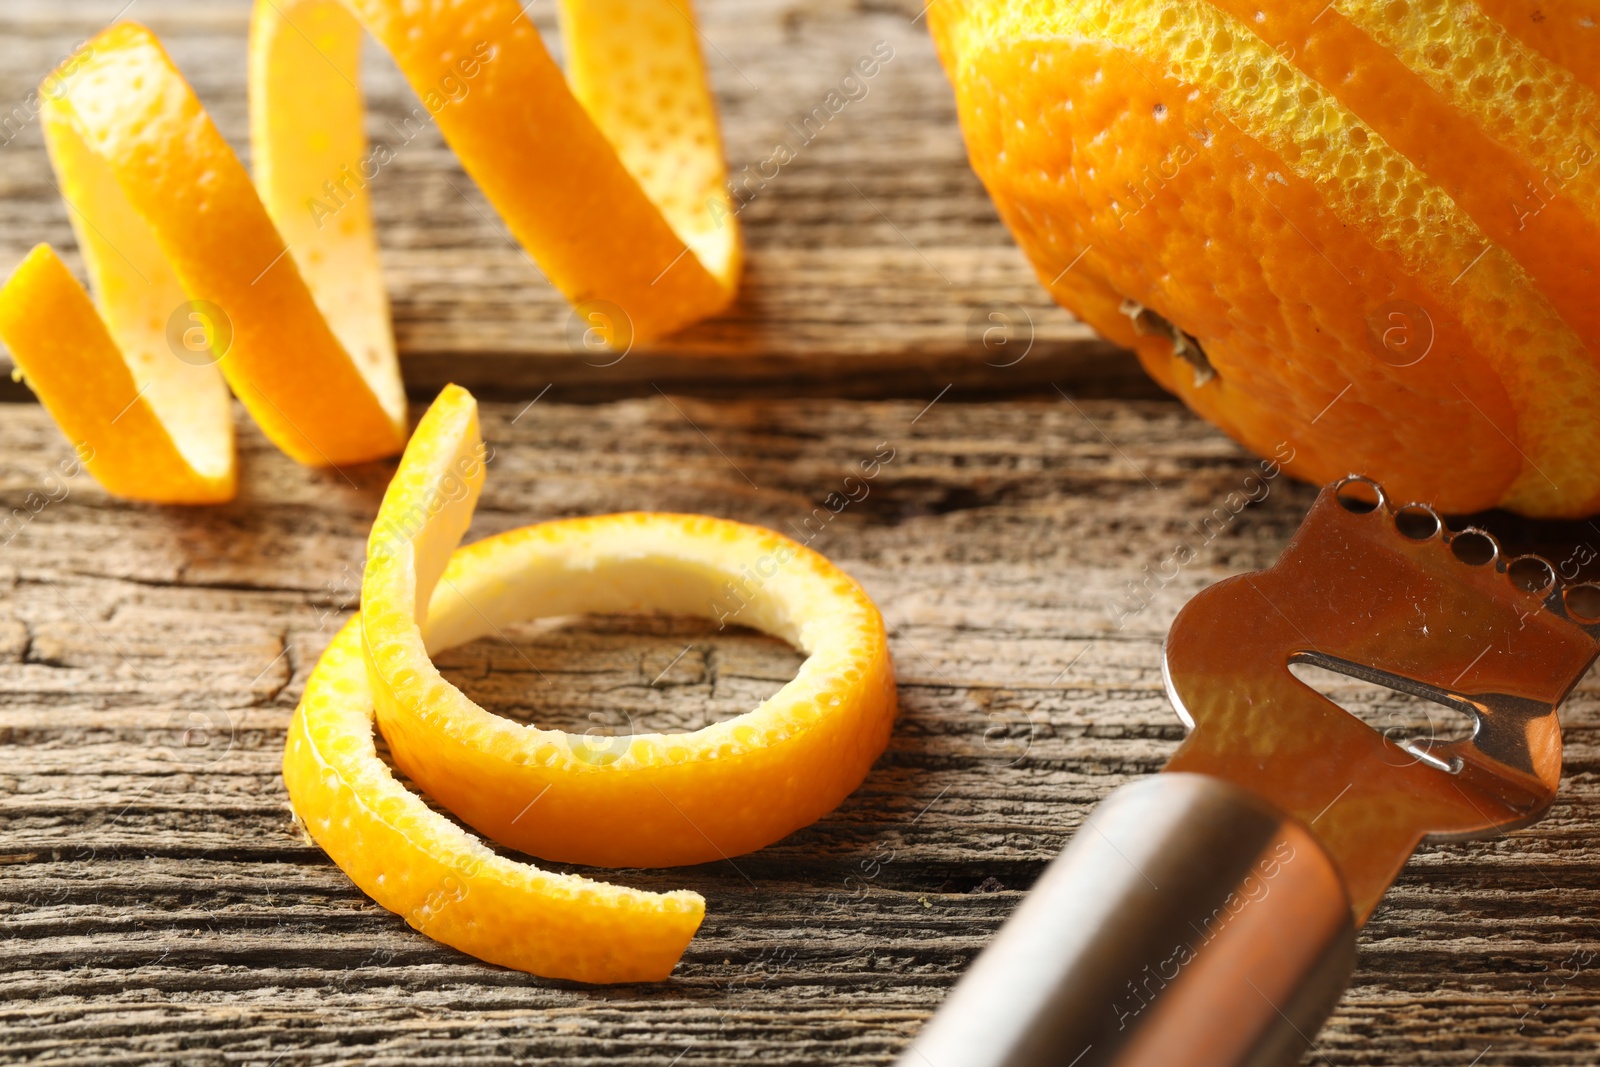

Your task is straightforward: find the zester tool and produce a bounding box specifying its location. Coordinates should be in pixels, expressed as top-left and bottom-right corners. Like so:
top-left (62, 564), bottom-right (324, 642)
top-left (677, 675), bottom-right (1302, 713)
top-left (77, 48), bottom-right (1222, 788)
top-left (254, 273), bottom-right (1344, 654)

top-left (897, 476), bottom-right (1600, 1067)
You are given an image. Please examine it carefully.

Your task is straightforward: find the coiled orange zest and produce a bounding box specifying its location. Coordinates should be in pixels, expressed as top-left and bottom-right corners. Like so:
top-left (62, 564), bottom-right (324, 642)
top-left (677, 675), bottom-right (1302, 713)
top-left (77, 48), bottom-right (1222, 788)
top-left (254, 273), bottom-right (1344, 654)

top-left (0, 0), bottom-right (741, 503)
top-left (284, 616), bottom-right (708, 983)
top-left (361, 384), bottom-right (898, 871)
top-left (286, 384), bottom-right (895, 979)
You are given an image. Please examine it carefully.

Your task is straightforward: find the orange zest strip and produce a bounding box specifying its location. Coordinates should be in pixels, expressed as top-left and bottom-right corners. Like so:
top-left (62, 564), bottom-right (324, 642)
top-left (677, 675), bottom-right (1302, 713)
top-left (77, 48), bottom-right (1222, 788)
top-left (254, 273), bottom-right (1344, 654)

top-left (359, 386), bottom-right (898, 869)
top-left (0, 245), bottom-right (235, 504)
top-left (270, 0), bottom-right (741, 343)
top-left (14, 22), bottom-right (408, 493)
top-left (2, 1), bottom-right (742, 503)
top-left (285, 616), bottom-right (707, 983)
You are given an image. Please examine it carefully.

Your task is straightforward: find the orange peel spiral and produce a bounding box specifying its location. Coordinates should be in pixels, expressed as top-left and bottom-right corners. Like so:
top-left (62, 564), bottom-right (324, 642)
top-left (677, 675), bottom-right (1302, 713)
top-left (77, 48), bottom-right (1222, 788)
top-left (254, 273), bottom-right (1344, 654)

top-left (0, 0), bottom-right (741, 503)
top-left (284, 384), bottom-right (897, 980)
top-left (285, 616), bottom-right (708, 983)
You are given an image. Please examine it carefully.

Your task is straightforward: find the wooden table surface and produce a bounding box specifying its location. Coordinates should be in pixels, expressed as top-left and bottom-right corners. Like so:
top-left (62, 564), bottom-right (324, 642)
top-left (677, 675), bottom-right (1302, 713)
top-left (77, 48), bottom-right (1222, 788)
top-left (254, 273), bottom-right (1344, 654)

top-left (2, 2), bottom-right (1598, 1065)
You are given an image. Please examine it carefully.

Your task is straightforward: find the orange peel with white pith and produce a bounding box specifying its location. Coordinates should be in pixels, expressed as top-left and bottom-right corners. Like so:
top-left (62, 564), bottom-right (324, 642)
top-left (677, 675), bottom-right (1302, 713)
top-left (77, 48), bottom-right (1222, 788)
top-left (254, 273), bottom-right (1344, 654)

top-left (929, 0), bottom-right (1600, 516)
top-left (0, 22), bottom-right (406, 502)
top-left (0, 0), bottom-right (741, 503)
top-left (285, 383), bottom-right (896, 979)
top-left (284, 615), bottom-right (707, 983)
top-left (358, 385), bottom-right (898, 871)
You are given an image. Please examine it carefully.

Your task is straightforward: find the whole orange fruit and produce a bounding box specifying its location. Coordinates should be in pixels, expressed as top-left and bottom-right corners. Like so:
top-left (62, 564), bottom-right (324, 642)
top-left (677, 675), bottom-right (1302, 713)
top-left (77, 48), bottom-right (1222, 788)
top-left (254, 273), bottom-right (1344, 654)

top-left (931, 0), bottom-right (1600, 517)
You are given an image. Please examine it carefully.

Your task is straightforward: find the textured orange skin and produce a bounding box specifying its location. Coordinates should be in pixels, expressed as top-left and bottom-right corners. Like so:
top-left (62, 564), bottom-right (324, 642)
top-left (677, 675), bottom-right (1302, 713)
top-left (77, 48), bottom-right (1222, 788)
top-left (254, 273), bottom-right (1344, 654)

top-left (1203, 0), bottom-right (1600, 354)
top-left (0, 246), bottom-right (235, 504)
top-left (1474, 0), bottom-right (1600, 95)
top-left (7, 0), bottom-right (740, 503)
top-left (931, 1), bottom-right (1600, 517)
top-left (360, 387), bottom-right (899, 870)
top-left (43, 23), bottom-right (407, 470)
top-left (286, 617), bottom-right (706, 983)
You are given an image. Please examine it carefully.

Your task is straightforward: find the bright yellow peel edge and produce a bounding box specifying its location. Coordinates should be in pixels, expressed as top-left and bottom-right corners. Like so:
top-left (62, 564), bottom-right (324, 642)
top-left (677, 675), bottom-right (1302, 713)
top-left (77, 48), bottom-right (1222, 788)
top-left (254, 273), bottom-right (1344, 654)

top-left (1, 0), bottom-right (742, 504)
top-left (285, 614), bottom-right (707, 984)
top-left (360, 385), bottom-right (899, 869)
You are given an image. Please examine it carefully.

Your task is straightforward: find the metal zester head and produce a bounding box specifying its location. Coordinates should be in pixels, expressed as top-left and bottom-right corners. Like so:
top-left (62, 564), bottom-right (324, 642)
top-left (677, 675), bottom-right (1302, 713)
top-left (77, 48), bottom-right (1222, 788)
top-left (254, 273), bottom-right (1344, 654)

top-left (1162, 476), bottom-right (1600, 922)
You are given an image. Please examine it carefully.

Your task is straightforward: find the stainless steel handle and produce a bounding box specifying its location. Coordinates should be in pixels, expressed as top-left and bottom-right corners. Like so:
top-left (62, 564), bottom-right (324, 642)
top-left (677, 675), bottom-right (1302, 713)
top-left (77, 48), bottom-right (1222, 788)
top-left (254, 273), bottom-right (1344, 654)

top-left (896, 773), bottom-right (1356, 1067)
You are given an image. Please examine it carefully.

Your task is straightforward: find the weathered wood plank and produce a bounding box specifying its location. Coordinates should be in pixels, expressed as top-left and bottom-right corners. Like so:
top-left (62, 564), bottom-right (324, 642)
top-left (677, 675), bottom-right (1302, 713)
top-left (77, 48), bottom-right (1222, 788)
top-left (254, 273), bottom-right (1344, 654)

top-left (1, 395), bottom-right (1598, 1065)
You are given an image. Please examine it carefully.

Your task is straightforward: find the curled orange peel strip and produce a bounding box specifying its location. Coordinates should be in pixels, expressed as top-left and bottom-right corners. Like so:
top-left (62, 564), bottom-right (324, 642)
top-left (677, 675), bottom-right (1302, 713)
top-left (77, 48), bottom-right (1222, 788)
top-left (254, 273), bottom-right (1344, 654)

top-left (255, 0), bottom-right (741, 337)
top-left (0, 245), bottom-right (238, 504)
top-left (0, 23), bottom-right (406, 501)
top-left (364, 388), bottom-right (908, 870)
top-left (285, 615), bottom-right (707, 983)
top-left (0, 0), bottom-right (741, 503)
top-left (287, 383), bottom-right (895, 979)
top-left (359, 385), bottom-right (899, 871)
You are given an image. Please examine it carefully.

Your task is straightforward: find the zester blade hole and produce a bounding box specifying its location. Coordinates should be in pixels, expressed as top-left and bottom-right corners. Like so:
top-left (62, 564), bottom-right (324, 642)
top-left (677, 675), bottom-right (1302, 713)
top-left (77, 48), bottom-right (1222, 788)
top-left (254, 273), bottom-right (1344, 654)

top-left (1566, 583), bottom-right (1600, 623)
top-left (1508, 556), bottom-right (1557, 596)
top-left (1289, 659), bottom-right (1475, 753)
top-left (1394, 504), bottom-right (1440, 540)
top-left (1334, 479), bottom-right (1382, 514)
top-left (1450, 530), bottom-right (1497, 567)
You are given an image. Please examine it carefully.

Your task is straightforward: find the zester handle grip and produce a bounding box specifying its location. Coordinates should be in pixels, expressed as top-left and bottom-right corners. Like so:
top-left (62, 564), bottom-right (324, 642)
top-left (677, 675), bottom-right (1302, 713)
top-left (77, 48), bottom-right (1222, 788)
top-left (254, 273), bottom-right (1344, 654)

top-left (895, 773), bottom-right (1356, 1067)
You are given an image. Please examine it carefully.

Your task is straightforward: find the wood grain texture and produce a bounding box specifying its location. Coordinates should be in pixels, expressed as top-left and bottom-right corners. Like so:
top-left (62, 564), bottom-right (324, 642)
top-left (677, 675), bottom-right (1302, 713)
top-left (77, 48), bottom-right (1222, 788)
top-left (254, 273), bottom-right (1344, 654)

top-left (0, 0), bottom-right (1153, 401)
top-left (2, 394), bottom-right (1599, 1066)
